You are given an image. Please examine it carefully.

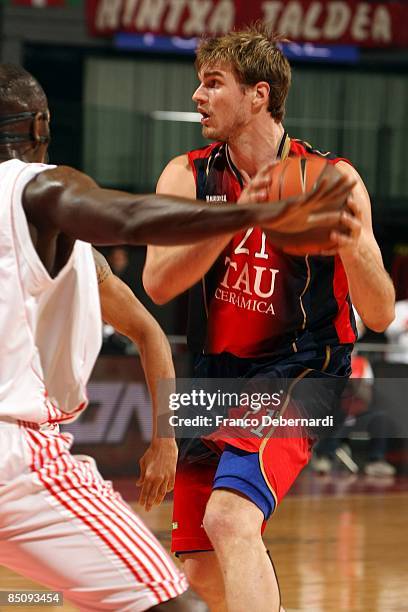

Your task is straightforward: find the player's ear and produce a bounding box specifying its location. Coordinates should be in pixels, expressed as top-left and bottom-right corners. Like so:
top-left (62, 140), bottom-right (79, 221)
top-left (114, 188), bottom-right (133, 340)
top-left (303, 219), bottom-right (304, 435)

top-left (252, 82), bottom-right (270, 111)
top-left (31, 111), bottom-right (51, 164)
top-left (32, 110), bottom-right (50, 145)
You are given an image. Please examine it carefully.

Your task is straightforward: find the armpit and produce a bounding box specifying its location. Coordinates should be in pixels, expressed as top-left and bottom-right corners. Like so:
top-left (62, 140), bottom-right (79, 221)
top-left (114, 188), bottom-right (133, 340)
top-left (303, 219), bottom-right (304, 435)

top-left (92, 247), bottom-right (112, 285)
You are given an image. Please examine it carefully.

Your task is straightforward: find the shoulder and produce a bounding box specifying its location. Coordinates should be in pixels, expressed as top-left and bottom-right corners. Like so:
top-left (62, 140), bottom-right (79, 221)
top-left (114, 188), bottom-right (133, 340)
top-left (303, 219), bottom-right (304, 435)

top-left (157, 143), bottom-right (222, 197)
top-left (161, 154), bottom-right (191, 172)
top-left (290, 138), bottom-right (351, 165)
top-left (335, 160), bottom-right (363, 182)
top-left (290, 138), bottom-right (367, 202)
top-left (290, 137), bottom-right (371, 214)
top-left (24, 165), bottom-right (97, 207)
top-left (335, 161), bottom-right (370, 201)
top-left (23, 165), bottom-right (98, 227)
top-left (156, 154), bottom-right (195, 198)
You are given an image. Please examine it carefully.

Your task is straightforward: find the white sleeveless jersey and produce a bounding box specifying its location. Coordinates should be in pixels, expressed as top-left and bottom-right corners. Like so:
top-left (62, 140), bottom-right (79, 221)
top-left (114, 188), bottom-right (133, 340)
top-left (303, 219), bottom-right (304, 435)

top-left (0, 159), bottom-right (102, 424)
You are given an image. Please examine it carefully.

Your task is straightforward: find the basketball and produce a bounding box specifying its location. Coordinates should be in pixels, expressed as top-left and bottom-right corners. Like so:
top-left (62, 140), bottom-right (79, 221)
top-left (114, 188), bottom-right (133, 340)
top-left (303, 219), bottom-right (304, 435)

top-left (267, 156), bottom-right (346, 255)
top-left (268, 155), bottom-right (342, 202)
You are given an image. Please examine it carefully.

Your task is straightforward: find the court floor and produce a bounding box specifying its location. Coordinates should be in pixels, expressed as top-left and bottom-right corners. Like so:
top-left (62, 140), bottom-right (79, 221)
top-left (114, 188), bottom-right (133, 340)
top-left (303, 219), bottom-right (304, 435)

top-left (1, 471), bottom-right (407, 612)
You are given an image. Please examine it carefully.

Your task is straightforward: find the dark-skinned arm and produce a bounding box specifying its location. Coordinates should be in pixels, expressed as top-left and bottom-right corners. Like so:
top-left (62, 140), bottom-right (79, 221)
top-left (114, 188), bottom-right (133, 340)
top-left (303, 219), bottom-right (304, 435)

top-left (23, 165), bottom-right (354, 247)
top-left (93, 248), bottom-right (177, 511)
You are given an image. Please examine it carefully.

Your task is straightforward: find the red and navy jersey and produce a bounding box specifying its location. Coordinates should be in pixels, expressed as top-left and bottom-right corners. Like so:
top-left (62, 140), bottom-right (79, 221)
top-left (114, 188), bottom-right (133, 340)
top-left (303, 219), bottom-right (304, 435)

top-left (187, 133), bottom-right (357, 358)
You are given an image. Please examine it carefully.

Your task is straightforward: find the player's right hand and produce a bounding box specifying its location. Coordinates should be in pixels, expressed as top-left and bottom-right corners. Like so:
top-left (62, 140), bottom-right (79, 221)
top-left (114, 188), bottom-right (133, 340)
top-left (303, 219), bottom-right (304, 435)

top-left (137, 438), bottom-right (178, 511)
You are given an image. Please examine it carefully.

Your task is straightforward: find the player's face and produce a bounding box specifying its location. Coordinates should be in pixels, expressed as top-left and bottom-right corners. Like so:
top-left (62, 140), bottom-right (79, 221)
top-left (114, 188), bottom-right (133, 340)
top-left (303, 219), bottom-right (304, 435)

top-left (193, 65), bottom-right (252, 142)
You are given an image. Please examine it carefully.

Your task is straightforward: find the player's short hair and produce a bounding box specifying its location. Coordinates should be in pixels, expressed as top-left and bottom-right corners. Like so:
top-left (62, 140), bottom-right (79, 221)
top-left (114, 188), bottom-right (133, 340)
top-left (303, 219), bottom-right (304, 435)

top-left (0, 64), bottom-right (47, 113)
top-left (195, 24), bottom-right (291, 122)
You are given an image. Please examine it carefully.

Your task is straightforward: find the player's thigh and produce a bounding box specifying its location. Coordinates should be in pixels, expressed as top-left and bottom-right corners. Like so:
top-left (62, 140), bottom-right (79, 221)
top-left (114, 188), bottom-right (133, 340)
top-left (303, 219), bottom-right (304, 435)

top-left (212, 445), bottom-right (275, 523)
top-left (172, 454), bottom-right (217, 554)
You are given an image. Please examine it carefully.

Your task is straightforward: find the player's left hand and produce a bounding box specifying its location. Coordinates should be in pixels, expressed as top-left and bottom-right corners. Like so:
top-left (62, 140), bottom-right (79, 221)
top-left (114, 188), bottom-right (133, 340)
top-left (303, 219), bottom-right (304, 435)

top-left (332, 196), bottom-right (362, 253)
top-left (319, 196), bottom-right (363, 256)
top-left (137, 438), bottom-right (178, 511)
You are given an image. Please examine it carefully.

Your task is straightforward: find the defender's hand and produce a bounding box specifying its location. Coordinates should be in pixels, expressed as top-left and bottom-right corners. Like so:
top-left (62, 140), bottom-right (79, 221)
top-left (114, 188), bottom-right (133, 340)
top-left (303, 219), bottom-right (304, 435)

top-left (263, 174), bottom-right (355, 233)
top-left (237, 162), bottom-right (278, 205)
top-left (137, 438), bottom-right (178, 511)
top-left (265, 209), bottom-right (362, 256)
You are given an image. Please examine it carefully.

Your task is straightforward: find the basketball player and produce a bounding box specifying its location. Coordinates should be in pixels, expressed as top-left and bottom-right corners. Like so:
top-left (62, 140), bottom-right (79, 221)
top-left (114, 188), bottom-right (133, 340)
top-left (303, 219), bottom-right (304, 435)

top-left (143, 26), bottom-right (396, 612)
top-left (0, 63), bottom-right (353, 611)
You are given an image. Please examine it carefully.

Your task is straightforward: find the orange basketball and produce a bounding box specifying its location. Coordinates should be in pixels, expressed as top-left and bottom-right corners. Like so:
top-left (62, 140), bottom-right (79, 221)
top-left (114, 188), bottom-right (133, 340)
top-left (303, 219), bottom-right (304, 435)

top-left (267, 156), bottom-right (341, 202)
top-left (267, 156), bottom-right (346, 255)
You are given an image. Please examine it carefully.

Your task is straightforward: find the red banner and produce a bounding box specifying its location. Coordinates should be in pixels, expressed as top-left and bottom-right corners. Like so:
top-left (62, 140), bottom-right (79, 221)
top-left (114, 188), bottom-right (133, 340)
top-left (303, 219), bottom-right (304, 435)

top-left (12, 0), bottom-right (63, 5)
top-left (12, 0), bottom-right (79, 6)
top-left (86, 0), bottom-right (408, 48)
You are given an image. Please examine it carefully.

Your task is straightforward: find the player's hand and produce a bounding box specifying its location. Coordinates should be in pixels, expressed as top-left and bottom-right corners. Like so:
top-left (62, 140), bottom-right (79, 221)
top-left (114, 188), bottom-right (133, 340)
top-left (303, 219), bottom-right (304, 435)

top-left (264, 209), bottom-right (362, 256)
top-left (237, 162), bottom-right (278, 205)
top-left (328, 196), bottom-right (363, 255)
top-left (137, 438), bottom-right (178, 511)
top-left (262, 174), bottom-right (356, 233)
top-left (311, 196), bottom-right (363, 256)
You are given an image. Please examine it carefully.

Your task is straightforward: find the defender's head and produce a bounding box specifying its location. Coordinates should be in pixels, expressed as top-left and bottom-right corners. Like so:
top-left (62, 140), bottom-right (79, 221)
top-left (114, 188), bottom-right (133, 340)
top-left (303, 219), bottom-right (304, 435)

top-left (0, 63), bottom-right (50, 163)
top-left (193, 24), bottom-right (291, 142)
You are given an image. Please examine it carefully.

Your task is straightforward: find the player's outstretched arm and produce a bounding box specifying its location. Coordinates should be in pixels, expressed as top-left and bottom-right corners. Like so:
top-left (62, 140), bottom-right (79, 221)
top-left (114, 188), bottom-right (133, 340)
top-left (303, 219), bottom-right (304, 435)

top-left (25, 163), bottom-right (354, 246)
top-left (24, 164), bottom-right (354, 302)
top-left (23, 164), bottom-right (298, 247)
top-left (331, 162), bottom-right (395, 332)
top-left (94, 248), bottom-right (178, 511)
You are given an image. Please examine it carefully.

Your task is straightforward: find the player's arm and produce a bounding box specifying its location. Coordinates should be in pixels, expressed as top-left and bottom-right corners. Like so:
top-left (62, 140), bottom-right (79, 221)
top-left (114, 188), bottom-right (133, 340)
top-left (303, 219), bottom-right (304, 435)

top-left (23, 164), bottom-right (354, 284)
top-left (93, 248), bottom-right (178, 511)
top-left (143, 155), bottom-right (234, 304)
top-left (23, 164), bottom-right (293, 248)
top-left (143, 157), bottom-right (356, 303)
top-left (333, 162), bottom-right (395, 332)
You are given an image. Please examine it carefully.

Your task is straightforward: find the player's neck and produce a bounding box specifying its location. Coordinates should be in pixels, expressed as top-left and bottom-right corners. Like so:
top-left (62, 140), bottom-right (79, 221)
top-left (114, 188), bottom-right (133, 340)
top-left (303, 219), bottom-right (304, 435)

top-left (0, 145), bottom-right (17, 162)
top-left (227, 120), bottom-right (285, 178)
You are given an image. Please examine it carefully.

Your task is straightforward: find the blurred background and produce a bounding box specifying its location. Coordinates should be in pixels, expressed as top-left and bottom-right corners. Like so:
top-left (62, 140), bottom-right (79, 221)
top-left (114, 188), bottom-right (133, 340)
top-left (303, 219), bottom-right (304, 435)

top-left (1, 0), bottom-right (408, 478)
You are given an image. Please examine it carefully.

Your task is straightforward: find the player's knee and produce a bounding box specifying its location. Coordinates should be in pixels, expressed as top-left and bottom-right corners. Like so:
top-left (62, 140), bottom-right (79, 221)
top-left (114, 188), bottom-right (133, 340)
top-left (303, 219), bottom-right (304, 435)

top-left (181, 554), bottom-right (225, 605)
top-left (203, 499), bottom-right (258, 545)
